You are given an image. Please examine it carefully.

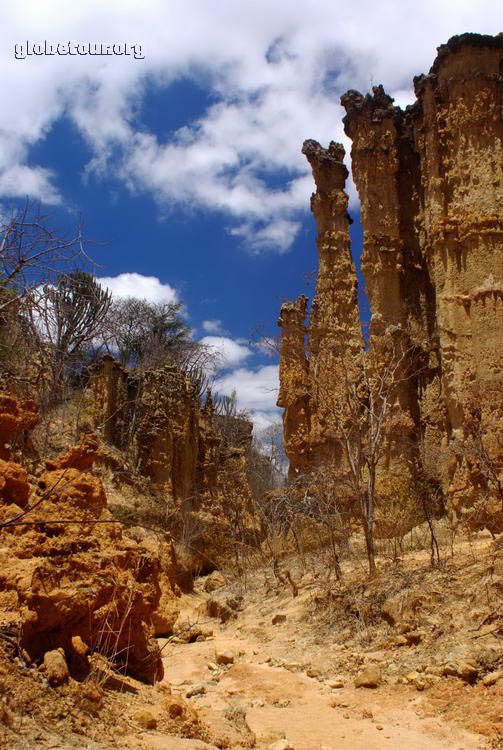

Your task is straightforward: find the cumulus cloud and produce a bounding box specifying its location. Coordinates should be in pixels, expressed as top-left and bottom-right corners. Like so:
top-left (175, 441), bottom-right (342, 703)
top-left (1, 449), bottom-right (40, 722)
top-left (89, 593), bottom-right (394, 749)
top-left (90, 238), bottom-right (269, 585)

top-left (202, 319), bottom-right (227, 334)
top-left (2, 1), bottom-right (503, 249)
top-left (213, 364), bottom-right (279, 415)
top-left (200, 335), bottom-right (252, 369)
top-left (251, 411), bottom-right (282, 433)
top-left (98, 272), bottom-right (179, 304)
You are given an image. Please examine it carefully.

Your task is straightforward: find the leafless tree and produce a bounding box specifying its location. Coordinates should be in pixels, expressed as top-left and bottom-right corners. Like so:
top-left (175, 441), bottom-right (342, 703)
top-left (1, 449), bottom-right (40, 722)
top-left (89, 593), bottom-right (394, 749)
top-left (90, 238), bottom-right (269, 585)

top-left (0, 200), bottom-right (92, 310)
top-left (325, 326), bottom-right (427, 575)
top-left (248, 324), bottom-right (281, 359)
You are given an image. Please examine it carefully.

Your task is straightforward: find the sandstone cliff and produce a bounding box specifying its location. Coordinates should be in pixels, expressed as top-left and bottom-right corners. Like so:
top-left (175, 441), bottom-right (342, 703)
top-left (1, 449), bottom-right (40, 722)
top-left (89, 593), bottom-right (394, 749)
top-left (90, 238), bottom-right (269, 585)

top-left (89, 358), bottom-right (258, 568)
top-left (278, 33), bottom-right (503, 531)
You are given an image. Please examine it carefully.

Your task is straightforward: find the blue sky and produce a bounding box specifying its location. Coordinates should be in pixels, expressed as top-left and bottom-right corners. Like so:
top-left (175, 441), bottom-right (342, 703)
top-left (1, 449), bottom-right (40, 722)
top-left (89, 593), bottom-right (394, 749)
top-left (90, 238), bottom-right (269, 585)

top-left (2, 1), bottom-right (502, 431)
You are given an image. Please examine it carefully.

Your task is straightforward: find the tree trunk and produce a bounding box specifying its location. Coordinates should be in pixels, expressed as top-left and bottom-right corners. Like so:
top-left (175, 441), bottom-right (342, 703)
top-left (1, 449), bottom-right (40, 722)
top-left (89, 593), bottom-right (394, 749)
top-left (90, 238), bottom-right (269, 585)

top-left (363, 518), bottom-right (376, 576)
top-left (364, 468), bottom-right (377, 576)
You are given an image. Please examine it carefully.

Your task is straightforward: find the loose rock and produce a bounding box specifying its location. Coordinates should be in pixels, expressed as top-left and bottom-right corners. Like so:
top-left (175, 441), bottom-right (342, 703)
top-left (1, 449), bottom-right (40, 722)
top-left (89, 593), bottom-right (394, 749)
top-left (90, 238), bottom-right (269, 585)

top-left (132, 709), bottom-right (157, 729)
top-left (215, 649), bottom-right (235, 665)
top-left (355, 665), bottom-right (381, 688)
top-left (43, 649), bottom-right (69, 687)
top-left (327, 679), bottom-right (344, 688)
top-left (203, 571), bottom-right (226, 592)
top-left (185, 683), bottom-right (206, 698)
top-left (272, 614), bottom-right (287, 625)
top-left (482, 670), bottom-right (503, 686)
top-left (269, 740), bottom-right (295, 750)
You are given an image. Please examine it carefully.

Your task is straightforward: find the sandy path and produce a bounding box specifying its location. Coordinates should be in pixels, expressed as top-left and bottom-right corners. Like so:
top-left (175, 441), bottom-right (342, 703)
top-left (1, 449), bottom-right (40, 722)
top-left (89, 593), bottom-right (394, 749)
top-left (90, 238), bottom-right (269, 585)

top-left (151, 589), bottom-right (487, 750)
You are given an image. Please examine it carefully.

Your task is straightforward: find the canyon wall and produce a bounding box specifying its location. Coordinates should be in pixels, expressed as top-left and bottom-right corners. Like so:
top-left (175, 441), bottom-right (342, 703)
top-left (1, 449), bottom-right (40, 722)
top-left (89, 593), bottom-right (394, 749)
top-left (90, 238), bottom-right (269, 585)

top-left (89, 358), bottom-right (258, 566)
top-left (0, 395), bottom-right (167, 684)
top-left (278, 33), bottom-right (503, 530)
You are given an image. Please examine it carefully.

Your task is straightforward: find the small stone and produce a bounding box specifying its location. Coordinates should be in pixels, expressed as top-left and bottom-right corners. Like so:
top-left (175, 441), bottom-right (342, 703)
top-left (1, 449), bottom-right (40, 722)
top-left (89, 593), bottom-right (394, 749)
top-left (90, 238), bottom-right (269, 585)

top-left (272, 614), bottom-right (287, 625)
top-left (216, 649), bottom-right (235, 665)
top-left (306, 667), bottom-right (321, 678)
top-left (376, 725), bottom-right (384, 731)
top-left (269, 740), bottom-right (295, 750)
top-left (207, 662), bottom-right (219, 671)
top-left (195, 635), bottom-right (206, 642)
top-left (442, 660), bottom-right (478, 681)
top-left (405, 630), bottom-right (424, 645)
top-left (327, 679), bottom-right (344, 689)
top-left (43, 649), bottom-right (69, 687)
top-left (163, 697), bottom-right (185, 719)
top-left (393, 635), bottom-right (408, 647)
top-left (250, 698), bottom-right (265, 708)
top-left (79, 681), bottom-right (104, 715)
top-left (283, 662), bottom-right (303, 671)
top-left (206, 596), bottom-right (235, 623)
top-left (185, 682), bottom-right (206, 698)
top-left (482, 670), bottom-right (503, 686)
top-left (203, 571), bottom-right (225, 592)
top-left (355, 665), bottom-right (381, 689)
top-left (406, 671), bottom-right (420, 683)
top-left (71, 635), bottom-right (89, 656)
top-left (132, 709), bottom-right (157, 729)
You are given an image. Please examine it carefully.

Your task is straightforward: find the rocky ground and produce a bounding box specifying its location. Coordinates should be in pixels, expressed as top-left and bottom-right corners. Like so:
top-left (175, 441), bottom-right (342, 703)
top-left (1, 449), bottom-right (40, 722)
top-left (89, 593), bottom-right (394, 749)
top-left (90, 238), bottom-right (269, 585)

top-left (1, 531), bottom-right (503, 750)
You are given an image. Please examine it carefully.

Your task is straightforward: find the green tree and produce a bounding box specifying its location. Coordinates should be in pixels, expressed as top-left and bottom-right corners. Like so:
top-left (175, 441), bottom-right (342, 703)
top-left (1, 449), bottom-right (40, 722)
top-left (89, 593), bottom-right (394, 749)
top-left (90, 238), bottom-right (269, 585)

top-left (30, 271), bottom-right (112, 394)
top-left (102, 297), bottom-right (193, 368)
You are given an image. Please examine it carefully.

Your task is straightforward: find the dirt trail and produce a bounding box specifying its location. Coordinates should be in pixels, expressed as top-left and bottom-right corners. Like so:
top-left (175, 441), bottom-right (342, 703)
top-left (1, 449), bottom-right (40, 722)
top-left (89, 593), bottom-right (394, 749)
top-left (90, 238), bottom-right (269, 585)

top-left (135, 582), bottom-right (487, 750)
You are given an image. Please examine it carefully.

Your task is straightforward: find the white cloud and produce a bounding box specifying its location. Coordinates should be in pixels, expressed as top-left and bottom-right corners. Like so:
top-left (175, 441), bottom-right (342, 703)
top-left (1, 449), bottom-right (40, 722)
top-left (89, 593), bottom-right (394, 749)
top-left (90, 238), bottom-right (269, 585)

top-left (98, 272), bottom-right (179, 304)
top-left (251, 411), bottom-right (282, 433)
top-left (200, 335), bottom-right (252, 369)
top-left (2, 2), bottom-right (503, 249)
top-left (202, 319), bottom-right (226, 334)
top-left (213, 364), bottom-right (279, 414)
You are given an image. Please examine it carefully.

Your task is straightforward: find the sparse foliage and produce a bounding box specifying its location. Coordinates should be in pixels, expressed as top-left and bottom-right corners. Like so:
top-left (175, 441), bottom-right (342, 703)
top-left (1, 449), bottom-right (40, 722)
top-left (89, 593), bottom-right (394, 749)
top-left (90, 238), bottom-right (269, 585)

top-left (24, 271), bottom-right (112, 401)
top-left (0, 200), bottom-right (90, 310)
top-left (102, 297), bottom-right (191, 368)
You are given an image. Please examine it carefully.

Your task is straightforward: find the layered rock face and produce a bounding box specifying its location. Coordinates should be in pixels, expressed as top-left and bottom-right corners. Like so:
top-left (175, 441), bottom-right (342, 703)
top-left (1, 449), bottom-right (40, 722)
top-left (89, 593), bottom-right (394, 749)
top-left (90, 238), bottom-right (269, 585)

top-left (278, 142), bottom-right (363, 475)
top-left (278, 33), bottom-right (503, 529)
top-left (89, 359), bottom-right (257, 566)
top-left (277, 295), bottom-right (310, 473)
top-left (302, 141), bottom-right (364, 464)
top-left (409, 35), bottom-right (503, 524)
top-left (0, 398), bottom-right (168, 684)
